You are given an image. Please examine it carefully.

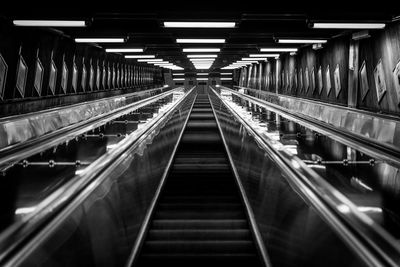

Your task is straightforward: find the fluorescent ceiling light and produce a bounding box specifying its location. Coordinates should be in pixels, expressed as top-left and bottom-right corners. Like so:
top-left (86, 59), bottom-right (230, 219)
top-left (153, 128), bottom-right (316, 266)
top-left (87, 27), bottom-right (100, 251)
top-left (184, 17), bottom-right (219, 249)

top-left (221, 73), bottom-right (232, 75)
top-left (13, 20), bottom-right (87, 27)
top-left (187, 54), bottom-right (218, 58)
top-left (177, 39), bottom-right (225, 43)
top-left (137, 59), bottom-right (164, 62)
top-left (164, 22), bottom-right (235, 28)
top-left (311, 22), bottom-right (385, 29)
top-left (242, 57), bottom-right (268, 60)
top-left (75, 38), bottom-right (125, 43)
top-left (197, 78), bottom-right (208, 80)
top-left (125, 55), bottom-right (155, 59)
top-left (183, 48), bottom-right (220, 52)
top-left (197, 73), bottom-right (209, 75)
top-left (173, 73), bottom-right (185, 76)
top-left (173, 78), bottom-right (185, 81)
top-left (106, 48), bottom-right (143, 53)
top-left (260, 48), bottom-right (298, 52)
top-left (249, 54), bottom-right (280, 57)
top-left (277, 39), bottom-right (327, 44)
top-left (221, 78), bottom-right (233, 80)
top-left (190, 58), bottom-right (216, 61)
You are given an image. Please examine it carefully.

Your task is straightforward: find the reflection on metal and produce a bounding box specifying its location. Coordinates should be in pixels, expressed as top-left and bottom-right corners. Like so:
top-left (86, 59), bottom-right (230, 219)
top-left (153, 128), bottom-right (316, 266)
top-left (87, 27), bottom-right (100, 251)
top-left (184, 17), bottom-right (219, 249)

top-left (210, 86), bottom-right (400, 267)
top-left (0, 87), bottom-right (193, 266)
top-left (232, 86), bottom-right (400, 168)
top-left (303, 159), bottom-right (379, 166)
top-left (17, 160), bottom-right (91, 168)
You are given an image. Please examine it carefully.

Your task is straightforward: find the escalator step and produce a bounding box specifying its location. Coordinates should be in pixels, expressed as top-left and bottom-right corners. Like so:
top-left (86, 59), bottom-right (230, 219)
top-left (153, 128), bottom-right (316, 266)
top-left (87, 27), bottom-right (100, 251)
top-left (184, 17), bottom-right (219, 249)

top-left (151, 219), bottom-right (249, 230)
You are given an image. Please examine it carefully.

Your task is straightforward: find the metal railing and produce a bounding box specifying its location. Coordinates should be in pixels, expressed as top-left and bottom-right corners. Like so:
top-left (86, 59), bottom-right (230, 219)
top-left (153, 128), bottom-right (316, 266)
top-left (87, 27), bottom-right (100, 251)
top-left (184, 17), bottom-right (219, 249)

top-left (210, 86), bottom-right (400, 267)
top-left (0, 87), bottom-right (196, 266)
top-left (223, 86), bottom-right (400, 168)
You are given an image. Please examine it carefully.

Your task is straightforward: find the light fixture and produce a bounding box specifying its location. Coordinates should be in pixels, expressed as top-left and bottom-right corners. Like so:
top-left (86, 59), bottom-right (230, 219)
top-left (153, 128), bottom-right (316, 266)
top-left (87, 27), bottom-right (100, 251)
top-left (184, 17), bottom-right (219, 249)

top-left (197, 73), bottom-right (209, 75)
top-left (164, 22), bottom-right (235, 28)
top-left (137, 59), bottom-right (164, 62)
top-left (75, 38), bottom-right (126, 43)
top-left (190, 58), bottom-right (216, 61)
top-left (173, 73), bottom-right (185, 76)
top-left (183, 48), bottom-right (221, 52)
top-left (221, 78), bottom-right (233, 80)
top-left (221, 73), bottom-right (232, 75)
top-left (197, 78), bottom-right (208, 81)
top-left (13, 20), bottom-right (87, 27)
top-left (177, 39), bottom-right (225, 43)
top-left (311, 22), bottom-right (386, 29)
top-left (187, 54), bottom-right (218, 58)
top-left (249, 54), bottom-right (280, 57)
top-left (106, 48), bottom-right (143, 53)
top-left (242, 57), bottom-right (268, 61)
top-left (173, 78), bottom-right (185, 81)
top-left (277, 39), bottom-right (327, 44)
top-left (260, 48), bottom-right (298, 52)
top-left (125, 55), bottom-right (155, 59)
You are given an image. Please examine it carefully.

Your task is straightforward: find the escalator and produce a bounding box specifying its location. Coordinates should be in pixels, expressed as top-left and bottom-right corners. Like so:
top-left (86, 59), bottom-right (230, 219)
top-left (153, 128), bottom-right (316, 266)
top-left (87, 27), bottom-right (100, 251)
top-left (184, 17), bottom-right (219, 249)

top-left (135, 93), bottom-right (263, 266)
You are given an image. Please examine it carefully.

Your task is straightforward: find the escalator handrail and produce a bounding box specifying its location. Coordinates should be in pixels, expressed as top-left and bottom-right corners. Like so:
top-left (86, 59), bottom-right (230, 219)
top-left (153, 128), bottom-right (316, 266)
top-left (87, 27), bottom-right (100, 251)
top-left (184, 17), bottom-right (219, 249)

top-left (0, 87), bottom-right (181, 169)
top-left (222, 86), bottom-right (400, 169)
top-left (210, 86), bottom-right (400, 267)
top-left (0, 85), bottom-right (171, 123)
top-left (0, 87), bottom-right (196, 266)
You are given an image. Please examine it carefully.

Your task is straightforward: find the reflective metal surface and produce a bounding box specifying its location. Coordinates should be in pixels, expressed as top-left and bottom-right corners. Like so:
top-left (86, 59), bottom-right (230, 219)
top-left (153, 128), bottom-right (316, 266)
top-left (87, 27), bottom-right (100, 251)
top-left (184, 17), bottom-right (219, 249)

top-left (209, 87), bottom-right (400, 267)
top-left (0, 86), bottom-right (171, 151)
top-left (0, 88), bottom-right (196, 266)
top-left (234, 86), bottom-right (400, 167)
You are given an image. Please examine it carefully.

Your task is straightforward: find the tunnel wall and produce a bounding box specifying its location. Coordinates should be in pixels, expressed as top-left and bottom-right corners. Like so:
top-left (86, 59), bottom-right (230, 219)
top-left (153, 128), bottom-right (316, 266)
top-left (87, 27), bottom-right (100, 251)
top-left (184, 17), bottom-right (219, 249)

top-left (0, 20), bottom-right (164, 116)
top-left (236, 20), bottom-right (400, 116)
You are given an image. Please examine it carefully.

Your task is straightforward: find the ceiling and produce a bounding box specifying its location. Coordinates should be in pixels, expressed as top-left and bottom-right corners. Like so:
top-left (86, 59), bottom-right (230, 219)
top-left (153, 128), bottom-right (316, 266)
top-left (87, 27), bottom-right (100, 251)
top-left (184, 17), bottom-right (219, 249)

top-left (1, 2), bottom-right (398, 71)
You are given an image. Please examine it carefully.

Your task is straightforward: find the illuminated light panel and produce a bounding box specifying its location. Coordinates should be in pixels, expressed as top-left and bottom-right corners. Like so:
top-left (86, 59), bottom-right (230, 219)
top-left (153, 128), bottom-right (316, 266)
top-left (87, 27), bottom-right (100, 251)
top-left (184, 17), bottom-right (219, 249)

top-left (249, 54), bottom-right (280, 57)
top-left (13, 20), bottom-right (87, 27)
top-left (137, 59), bottom-right (164, 62)
top-left (260, 48), bottom-right (298, 52)
top-left (221, 78), bottom-right (233, 80)
top-left (177, 39), bottom-right (225, 43)
top-left (221, 73), bottom-right (232, 75)
top-left (197, 73), bottom-right (209, 75)
top-left (164, 22), bottom-right (235, 28)
top-left (277, 39), bottom-right (327, 44)
top-left (125, 55), bottom-right (155, 59)
top-left (173, 78), bottom-right (185, 81)
top-left (173, 73), bottom-right (185, 76)
top-left (106, 48), bottom-right (143, 53)
top-left (242, 57), bottom-right (268, 61)
top-left (187, 54), bottom-right (218, 58)
top-left (183, 48), bottom-right (220, 52)
top-left (197, 78), bottom-right (208, 81)
top-left (190, 58), bottom-right (216, 61)
top-left (75, 38), bottom-right (125, 43)
top-left (311, 22), bottom-right (385, 29)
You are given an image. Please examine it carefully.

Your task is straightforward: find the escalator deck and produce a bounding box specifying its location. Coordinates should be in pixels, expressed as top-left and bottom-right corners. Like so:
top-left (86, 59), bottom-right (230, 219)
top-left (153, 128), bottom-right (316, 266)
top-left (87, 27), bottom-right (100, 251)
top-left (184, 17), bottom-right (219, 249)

top-left (135, 94), bottom-right (263, 267)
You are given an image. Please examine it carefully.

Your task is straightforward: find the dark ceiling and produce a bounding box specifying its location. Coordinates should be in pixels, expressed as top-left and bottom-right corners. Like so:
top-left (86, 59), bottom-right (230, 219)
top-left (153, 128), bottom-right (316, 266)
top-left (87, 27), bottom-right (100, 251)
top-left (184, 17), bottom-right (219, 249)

top-left (1, 2), bottom-right (399, 71)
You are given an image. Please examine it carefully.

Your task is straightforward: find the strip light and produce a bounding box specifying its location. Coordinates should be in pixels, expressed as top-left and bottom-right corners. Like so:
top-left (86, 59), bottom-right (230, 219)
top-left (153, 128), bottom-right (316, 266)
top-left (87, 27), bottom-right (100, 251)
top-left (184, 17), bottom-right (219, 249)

top-left (173, 73), bottom-right (185, 76)
top-left (260, 48), bottom-right (298, 52)
top-left (190, 58), bottom-right (216, 61)
top-left (197, 73), bottom-right (209, 75)
top-left (311, 22), bottom-right (385, 29)
top-left (277, 39), bottom-right (327, 44)
top-left (13, 20), bottom-right (87, 27)
top-left (173, 78), bottom-right (185, 81)
top-left (221, 78), bottom-right (233, 80)
top-left (242, 57), bottom-right (268, 60)
top-left (137, 59), bottom-right (164, 62)
top-left (221, 73), bottom-right (232, 75)
top-left (197, 78), bottom-right (208, 81)
top-left (187, 54), bottom-right (218, 58)
top-left (249, 54), bottom-right (280, 57)
top-left (177, 39), bottom-right (225, 43)
top-left (183, 48), bottom-right (221, 52)
top-left (164, 22), bottom-right (235, 28)
top-left (125, 55), bottom-right (155, 59)
top-left (106, 48), bottom-right (143, 53)
top-left (75, 38), bottom-right (126, 43)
